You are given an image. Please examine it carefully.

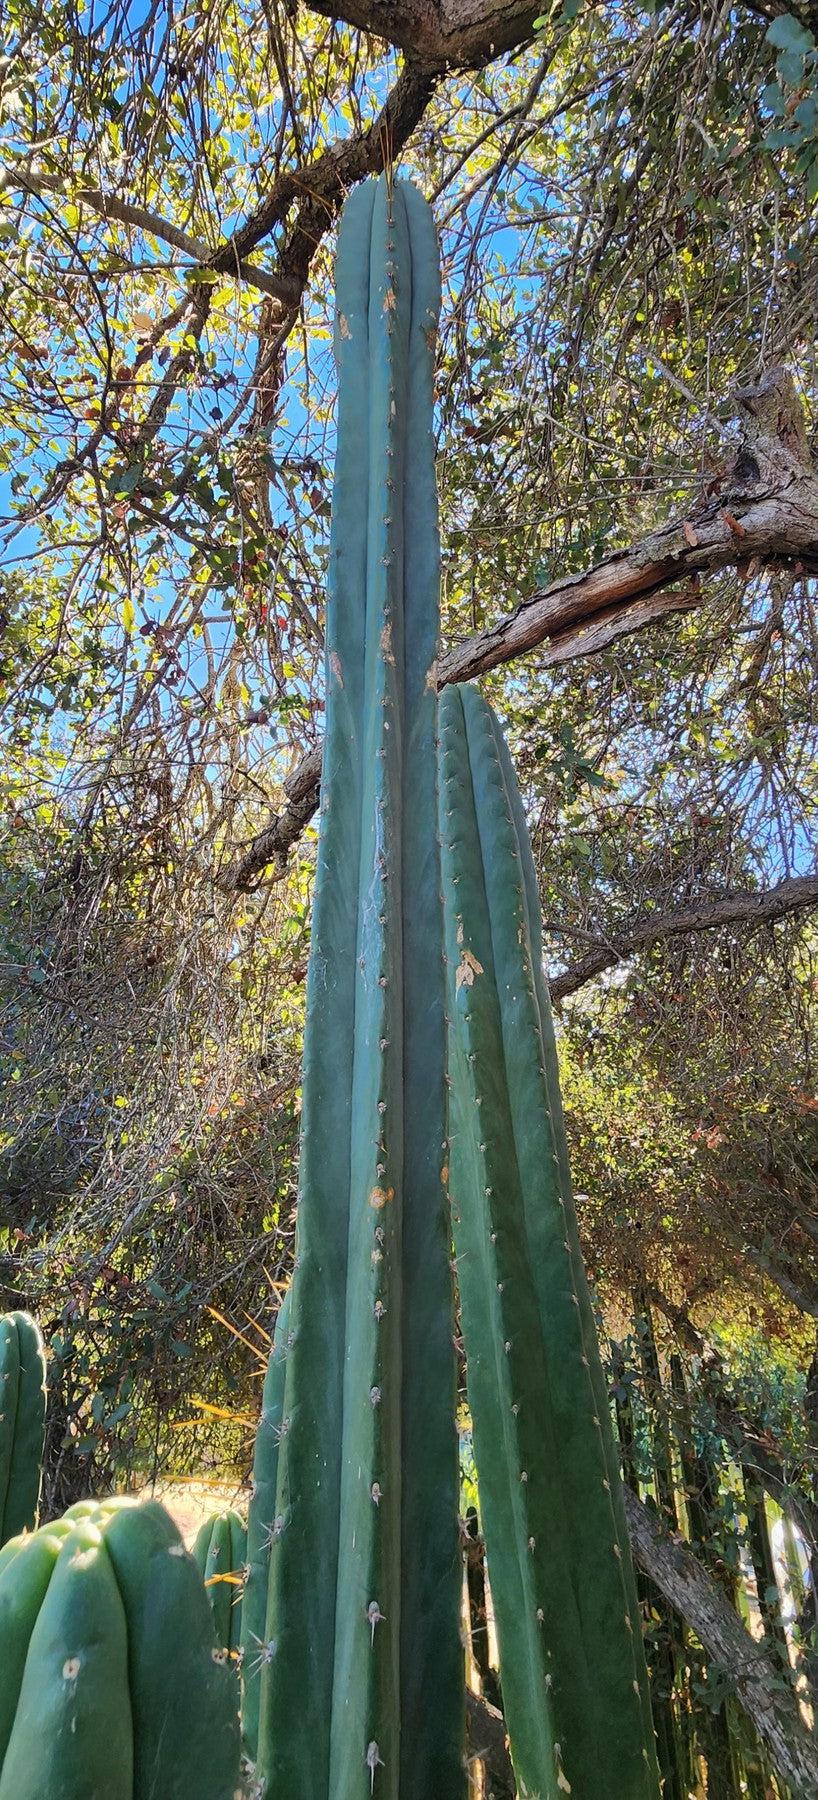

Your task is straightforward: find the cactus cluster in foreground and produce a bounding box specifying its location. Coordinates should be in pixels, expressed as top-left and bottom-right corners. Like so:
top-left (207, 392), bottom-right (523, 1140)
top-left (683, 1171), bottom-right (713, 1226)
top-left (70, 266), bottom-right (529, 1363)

top-left (0, 1496), bottom-right (240, 1799)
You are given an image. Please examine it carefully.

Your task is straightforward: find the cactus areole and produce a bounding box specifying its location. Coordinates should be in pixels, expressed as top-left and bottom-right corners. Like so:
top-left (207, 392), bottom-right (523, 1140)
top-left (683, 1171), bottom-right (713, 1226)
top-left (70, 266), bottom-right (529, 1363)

top-left (0, 1497), bottom-right (240, 1800)
top-left (256, 176), bottom-right (464, 1799)
top-left (438, 684), bottom-right (660, 1800)
top-left (0, 1311), bottom-right (46, 1548)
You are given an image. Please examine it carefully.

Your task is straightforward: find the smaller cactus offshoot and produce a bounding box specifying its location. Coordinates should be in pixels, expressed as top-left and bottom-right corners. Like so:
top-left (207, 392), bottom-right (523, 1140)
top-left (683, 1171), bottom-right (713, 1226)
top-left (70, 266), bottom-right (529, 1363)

top-left (194, 1508), bottom-right (246, 1672)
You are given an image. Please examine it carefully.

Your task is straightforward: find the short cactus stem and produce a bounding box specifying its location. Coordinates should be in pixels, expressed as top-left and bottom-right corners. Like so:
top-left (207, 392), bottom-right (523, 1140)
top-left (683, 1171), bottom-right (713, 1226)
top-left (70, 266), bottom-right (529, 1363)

top-left (0, 1312), bottom-right (46, 1548)
top-left (193, 1508), bottom-right (247, 1673)
top-left (256, 176), bottom-right (463, 1799)
top-left (438, 684), bottom-right (659, 1800)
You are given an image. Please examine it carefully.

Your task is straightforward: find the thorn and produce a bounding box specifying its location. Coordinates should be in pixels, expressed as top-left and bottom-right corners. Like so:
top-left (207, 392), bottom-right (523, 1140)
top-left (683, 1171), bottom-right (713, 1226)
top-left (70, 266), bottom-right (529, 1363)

top-left (366, 1600), bottom-right (386, 1644)
top-left (366, 1742), bottom-right (384, 1792)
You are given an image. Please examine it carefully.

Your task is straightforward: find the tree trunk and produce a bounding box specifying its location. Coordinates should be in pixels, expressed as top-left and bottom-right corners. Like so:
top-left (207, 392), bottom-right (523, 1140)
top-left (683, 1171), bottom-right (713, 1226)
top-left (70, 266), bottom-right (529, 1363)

top-left (623, 1485), bottom-right (818, 1796)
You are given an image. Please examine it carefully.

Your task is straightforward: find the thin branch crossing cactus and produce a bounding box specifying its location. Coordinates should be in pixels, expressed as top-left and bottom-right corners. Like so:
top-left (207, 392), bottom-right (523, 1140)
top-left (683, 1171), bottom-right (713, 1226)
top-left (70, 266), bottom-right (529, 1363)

top-left (256, 176), bottom-right (464, 1799)
top-left (0, 1497), bottom-right (240, 1798)
top-left (0, 1312), bottom-right (46, 1548)
top-left (437, 683), bottom-right (660, 1800)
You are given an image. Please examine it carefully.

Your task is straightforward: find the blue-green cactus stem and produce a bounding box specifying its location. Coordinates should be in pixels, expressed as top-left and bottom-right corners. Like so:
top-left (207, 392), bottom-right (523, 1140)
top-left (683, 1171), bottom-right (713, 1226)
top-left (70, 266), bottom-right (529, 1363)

top-left (241, 1287), bottom-right (291, 1761)
top-left (257, 175), bottom-right (463, 1800)
top-left (438, 682), bottom-right (659, 1800)
top-left (0, 1312), bottom-right (47, 1547)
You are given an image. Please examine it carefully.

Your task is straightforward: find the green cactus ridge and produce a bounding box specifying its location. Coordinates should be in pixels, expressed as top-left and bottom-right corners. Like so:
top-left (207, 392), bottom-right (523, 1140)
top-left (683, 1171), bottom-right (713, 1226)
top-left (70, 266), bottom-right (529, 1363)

top-left (0, 1496), bottom-right (240, 1799)
top-left (437, 683), bottom-right (660, 1800)
top-left (241, 1287), bottom-right (291, 1762)
top-left (193, 1508), bottom-right (247, 1665)
top-left (0, 1311), bottom-right (47, 1548)
top-left (256, 174), bottom-right (464, 1800)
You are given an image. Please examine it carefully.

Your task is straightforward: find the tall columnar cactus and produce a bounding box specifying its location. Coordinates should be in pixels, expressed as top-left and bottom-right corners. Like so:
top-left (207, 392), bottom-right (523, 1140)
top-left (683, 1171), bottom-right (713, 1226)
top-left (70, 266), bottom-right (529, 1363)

top-left (256, 176), bottom-right (464, 1799)
top-left (437, 683), bottom-right (659, 1800)
top-left (0, 1496), bottom-right (240, 1799)
top-left (0, 1311), bottom-right (46, 1547)
top-left (241, 1288), bottom-right (290, 1763)
top-left (194, 1508), bottom-right (246, 1671)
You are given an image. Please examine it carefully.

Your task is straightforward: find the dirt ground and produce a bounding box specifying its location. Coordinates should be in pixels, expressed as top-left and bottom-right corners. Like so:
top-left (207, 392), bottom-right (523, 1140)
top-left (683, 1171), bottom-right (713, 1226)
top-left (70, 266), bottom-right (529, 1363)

top-left (145, 1478), bottom-right (249, 1548)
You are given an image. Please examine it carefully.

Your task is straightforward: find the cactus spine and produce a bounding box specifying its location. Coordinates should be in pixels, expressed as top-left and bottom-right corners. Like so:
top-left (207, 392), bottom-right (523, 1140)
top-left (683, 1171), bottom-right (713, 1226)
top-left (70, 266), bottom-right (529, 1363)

top-left (437, 683), bottom-right (659, 1800)
top-left (193, 1508), bottom-right (246, 1670)
top-left (256, 176), bottom-right (463, 1799)
top-left (0, 1496), bottom-right (240, 1798)
top-left (0, 1312), bottom-right (46, 1547)
top-left (241, 1287), bottom-right (290, 1762)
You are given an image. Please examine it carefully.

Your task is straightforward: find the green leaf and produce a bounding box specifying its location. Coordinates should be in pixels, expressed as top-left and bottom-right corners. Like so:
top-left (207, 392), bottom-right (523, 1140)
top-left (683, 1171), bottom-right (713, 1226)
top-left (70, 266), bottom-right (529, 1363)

top-left (766, 12), bottom-right (815, 52)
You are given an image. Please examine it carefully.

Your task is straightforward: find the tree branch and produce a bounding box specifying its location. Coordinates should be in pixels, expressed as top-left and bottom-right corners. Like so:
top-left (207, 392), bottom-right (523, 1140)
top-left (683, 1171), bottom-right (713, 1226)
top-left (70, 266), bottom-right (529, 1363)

top-left (623, 1485), bottom-right (818, 1796)
top-left (16, 173), bottom-right (302, 304)
top-left (549, 872), bottom-right (818, 1002)
top-left (222, 367), bottom-right (818, 891)
top-left (304, 0), bottom-right (542, 67)
top-left (438, 367), bottom-right (818, 686)
top-left (226, 62), bottom-right (438, 270)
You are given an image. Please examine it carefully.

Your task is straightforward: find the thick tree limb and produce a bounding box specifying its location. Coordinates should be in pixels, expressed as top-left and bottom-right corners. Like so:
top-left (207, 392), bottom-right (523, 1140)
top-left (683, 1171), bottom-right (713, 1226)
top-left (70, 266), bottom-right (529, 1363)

top-left (549, 872), bottom-right (818, 1002)
top-left (223, 367), bottom-right (818, 891)
top-left (306, 0), bottom-right (541, 66)
top-left (623, 1485), bottom-right (818, 1795)
top-left (439, 367), bottom-right (818, 686)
